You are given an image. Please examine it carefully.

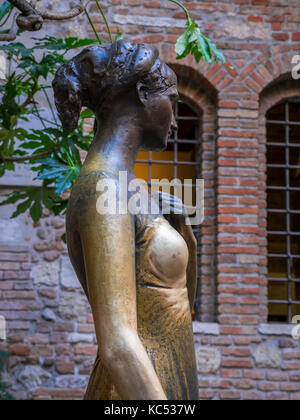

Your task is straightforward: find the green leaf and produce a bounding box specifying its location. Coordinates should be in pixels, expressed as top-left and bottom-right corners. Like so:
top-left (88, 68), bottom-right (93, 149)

top-left (61, 232), bottom-right (67, 244)
top-left (204, 37), bottom-right (226, 64)
top-left (51, 198), bottom-right (68, 216)
top-left (55, 171), bottom-right (75, 195)
top-left (0, 190), bottom-right (26, 206)
top-left (4, 161), bottom-right (14, 170)
top-left (37, 155), bottom-right (81, 195)
top-left (0, 1), bottom-right (12, 21)
top-left (38, 166), bottom-right (66, 180)
top-left (19, 141), bottom-right (41, 149)
top-left (80, 109), bottom-right (94, 119)
top-left (33, 37), bottom-right (98, 52)
top-left (12, 198), bottom-right (32, 218)
top-left (174, 17), bottom-right (227, 65)
top-left (30, 200), bottom-right (42, 222)
top-left (70, 38), bottom-right (99, 49)
top-left (0, 187), bottom-right (66, 221)
top-left (115, 28), bottom-right (123, 42)
top-left (188, 27), bottom-right (200, 43)
top-left (196, 33), bottom-right (212, 63)
top-left (175, 30), bottom-right (189, 57)
top-left (0, 42), bottom-right (33, 58)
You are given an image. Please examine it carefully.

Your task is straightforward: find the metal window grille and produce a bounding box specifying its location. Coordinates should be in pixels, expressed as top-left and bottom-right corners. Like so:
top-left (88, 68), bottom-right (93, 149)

top-left (266, 99), bottom-right (300, 322)
top-left (135, 100), bottom-right (202, 315)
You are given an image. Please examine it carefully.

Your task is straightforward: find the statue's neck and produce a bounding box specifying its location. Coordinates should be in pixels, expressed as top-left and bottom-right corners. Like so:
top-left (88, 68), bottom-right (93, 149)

top-left (81, 119), bottom-right (141, 176)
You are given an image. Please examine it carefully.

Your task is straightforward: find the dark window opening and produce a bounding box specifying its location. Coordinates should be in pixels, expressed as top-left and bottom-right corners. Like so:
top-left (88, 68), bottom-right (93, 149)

top-left (267, 99), bottom-right (300, 322)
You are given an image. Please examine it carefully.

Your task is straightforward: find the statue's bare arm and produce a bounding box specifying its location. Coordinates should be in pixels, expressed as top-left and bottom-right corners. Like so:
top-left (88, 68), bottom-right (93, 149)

top-left (80, 210), bottom-right (167, 400)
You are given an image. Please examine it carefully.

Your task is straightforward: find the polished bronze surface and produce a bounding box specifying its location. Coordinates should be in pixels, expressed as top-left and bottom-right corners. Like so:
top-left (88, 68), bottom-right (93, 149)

top-left (53, 40), bottom-right (199, 400)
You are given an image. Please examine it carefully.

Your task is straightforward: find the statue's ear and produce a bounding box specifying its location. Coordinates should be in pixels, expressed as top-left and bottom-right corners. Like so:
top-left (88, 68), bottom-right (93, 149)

top-left (52, 65), bottom-right (82, 133)
top-left (136, 82), bottom-right (149, 106)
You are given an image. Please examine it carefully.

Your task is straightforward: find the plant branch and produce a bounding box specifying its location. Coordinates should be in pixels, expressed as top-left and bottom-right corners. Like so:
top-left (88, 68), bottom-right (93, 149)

top-left (8, 0), bottom-right (89, 20)
top-left (37, 4), bottom-right (84, 21)
top-left (3, 1), bottom-right (91, 34)
top-left (20, 79), bottom-right (38, 107)
top-left (0, 147), bottom-right (59, 163)
top-left (0, 30), bottom-right (17, 41)
top-left (8, 0), bottom-right (36, 16)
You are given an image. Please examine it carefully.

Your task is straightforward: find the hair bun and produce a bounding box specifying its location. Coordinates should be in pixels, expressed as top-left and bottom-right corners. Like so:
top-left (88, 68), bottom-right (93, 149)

top-left (52, 40), bottom-right (166, 132)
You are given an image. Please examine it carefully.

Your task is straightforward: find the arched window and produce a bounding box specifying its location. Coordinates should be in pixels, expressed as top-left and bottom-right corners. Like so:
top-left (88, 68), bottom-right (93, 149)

top-left (134, 98), bottom-right (202, 316)
top-left (267, 99), bottom-right (300, 322)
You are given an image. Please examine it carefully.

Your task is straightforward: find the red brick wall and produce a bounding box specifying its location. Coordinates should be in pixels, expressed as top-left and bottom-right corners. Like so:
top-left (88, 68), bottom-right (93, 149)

top-left (1, 0), bottom-right (300, 400)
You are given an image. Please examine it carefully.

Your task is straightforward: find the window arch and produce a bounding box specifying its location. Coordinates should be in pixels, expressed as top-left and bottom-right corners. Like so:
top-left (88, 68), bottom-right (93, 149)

top-left (266, 98), bottom-right (300, 322)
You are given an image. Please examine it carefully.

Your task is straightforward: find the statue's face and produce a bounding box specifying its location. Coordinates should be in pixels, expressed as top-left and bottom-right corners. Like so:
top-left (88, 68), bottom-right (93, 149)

top-left (140, 84), bottom-right (179, 152)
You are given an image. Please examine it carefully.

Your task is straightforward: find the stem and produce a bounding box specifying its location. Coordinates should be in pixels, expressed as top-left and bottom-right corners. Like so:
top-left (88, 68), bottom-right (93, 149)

top-left (0, 147), bottom-right (59, 163)
top-left (80, 0), bottom-right (101, 44)
top-left (33, 102), bottom-right (47, 129)
top-left (42, 87), bottom-right (58, 125)
top-left (168, 0), bottom-right (190, 22)
top-left (35, 116), bottom-right (60, 127)
top-left (94, 0), bottom-right (112, 43)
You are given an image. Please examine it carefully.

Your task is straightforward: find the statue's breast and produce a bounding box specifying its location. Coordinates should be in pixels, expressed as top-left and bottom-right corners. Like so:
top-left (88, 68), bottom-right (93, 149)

top-left (136, 216), bottom-right (189, 289)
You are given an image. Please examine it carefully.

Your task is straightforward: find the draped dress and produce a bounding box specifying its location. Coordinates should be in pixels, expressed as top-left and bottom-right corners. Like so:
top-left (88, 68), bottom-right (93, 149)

top-left (84, 209), bottom-right (199, 400)
top-left (67, 170), bottom-right (199, 400)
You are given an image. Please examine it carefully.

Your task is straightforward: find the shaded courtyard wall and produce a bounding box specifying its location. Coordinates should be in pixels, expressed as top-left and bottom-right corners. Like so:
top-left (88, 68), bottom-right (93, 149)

top-left (0, 0), bottom-right (300, 400)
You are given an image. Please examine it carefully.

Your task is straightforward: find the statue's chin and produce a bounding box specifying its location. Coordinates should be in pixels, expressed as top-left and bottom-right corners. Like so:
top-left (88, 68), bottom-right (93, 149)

top-left (140, 137), bottom-right (168, 152)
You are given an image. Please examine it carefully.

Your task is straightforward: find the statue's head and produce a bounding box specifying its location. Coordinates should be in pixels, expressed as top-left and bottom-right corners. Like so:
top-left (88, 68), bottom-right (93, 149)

top-left (52, 40), bottom-right (178, 151)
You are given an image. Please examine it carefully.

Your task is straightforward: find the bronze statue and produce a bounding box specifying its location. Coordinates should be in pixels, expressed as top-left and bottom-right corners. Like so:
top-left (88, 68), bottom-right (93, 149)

top-left (53, 40), bottom-right (199, 400)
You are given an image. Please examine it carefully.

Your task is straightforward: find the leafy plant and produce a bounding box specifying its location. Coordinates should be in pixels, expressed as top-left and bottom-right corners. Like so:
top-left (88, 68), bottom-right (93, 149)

top-left (0, 0), bottom-right (229, 229)
top-left (0, 36), bottom-right (96, 224)
top-left (170, 0), bottom-right (226, 64)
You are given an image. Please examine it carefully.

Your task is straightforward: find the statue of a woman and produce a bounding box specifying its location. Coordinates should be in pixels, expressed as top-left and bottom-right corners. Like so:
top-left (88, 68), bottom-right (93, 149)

top-left (53, 40), bottom-right (199, 400)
